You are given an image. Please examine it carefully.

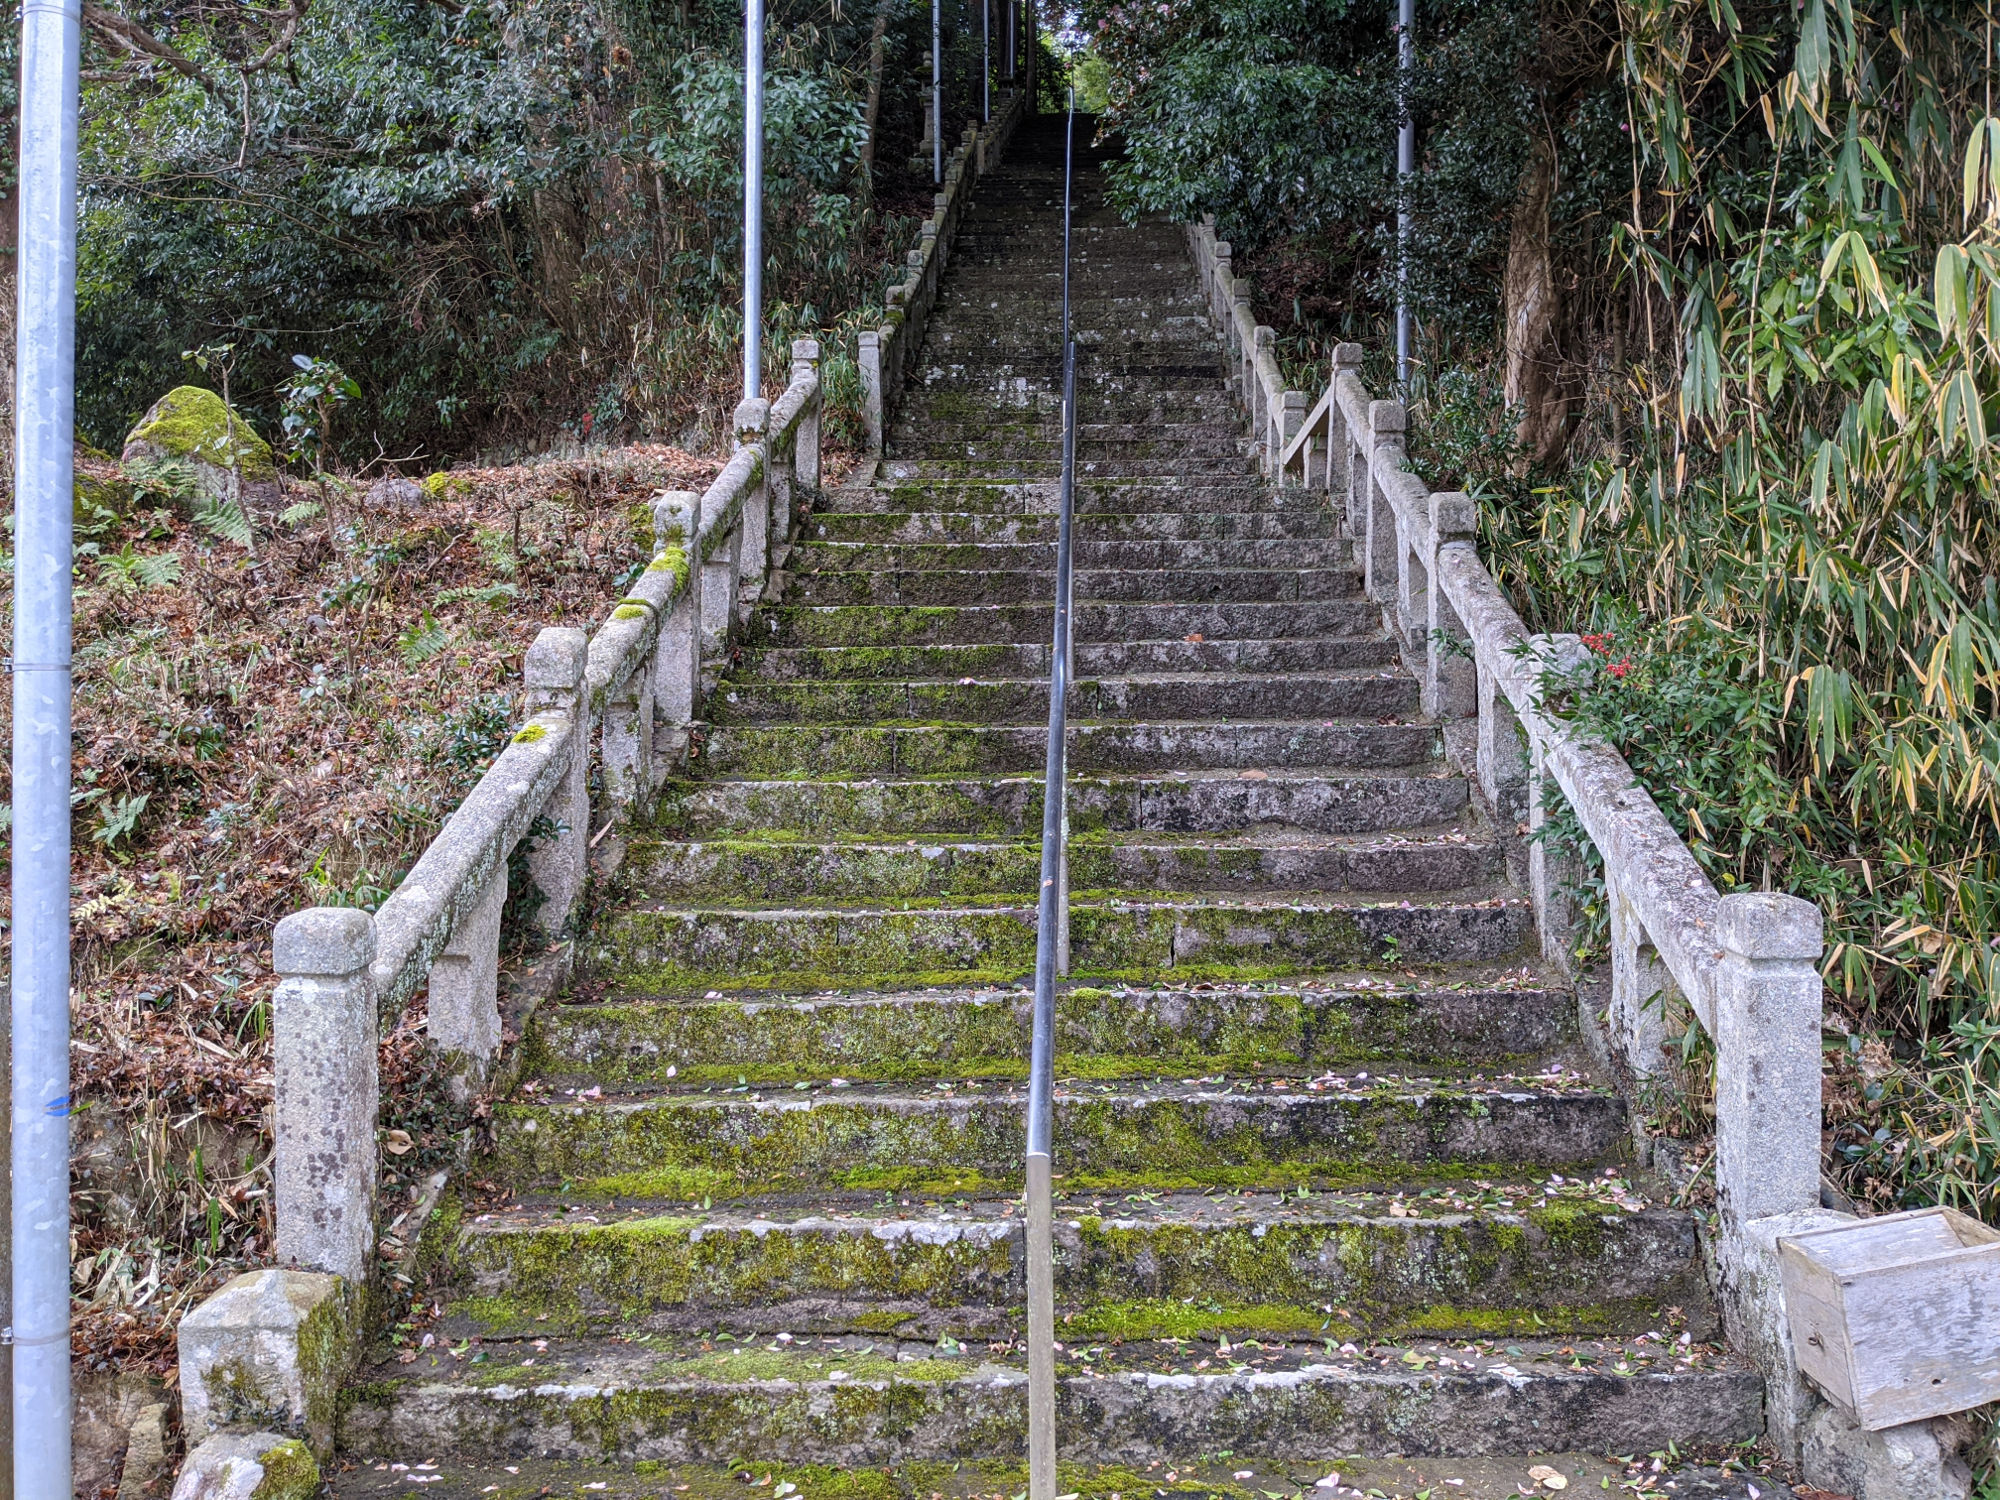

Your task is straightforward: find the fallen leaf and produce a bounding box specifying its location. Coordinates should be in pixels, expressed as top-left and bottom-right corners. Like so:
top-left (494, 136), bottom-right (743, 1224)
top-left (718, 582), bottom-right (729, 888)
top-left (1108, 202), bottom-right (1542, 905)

top-left (1185, 632), bottom-right (1204, 642)
top-left (383, 1128), bottom-right (414, 1156)
top-left (1239, 769), bottom-right (1268, 780)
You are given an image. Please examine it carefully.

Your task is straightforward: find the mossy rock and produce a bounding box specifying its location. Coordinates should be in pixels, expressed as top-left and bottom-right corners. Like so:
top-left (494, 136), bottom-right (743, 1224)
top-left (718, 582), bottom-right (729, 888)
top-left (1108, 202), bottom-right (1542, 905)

top-left (122, 386), bottom-right (277, 487)
top-left (250, 1438), bottom-right (320, 1500)
top-left (73, 471), bottom-right (132, 527)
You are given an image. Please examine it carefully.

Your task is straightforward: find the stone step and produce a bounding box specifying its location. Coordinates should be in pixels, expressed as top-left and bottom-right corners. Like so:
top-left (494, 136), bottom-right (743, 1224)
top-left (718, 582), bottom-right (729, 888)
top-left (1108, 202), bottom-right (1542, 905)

top-left (739, 636), bottom-right (1395, 682)
top-left (695, 719), bottom-right (1439, 777)
top-left (707, 672), bottom-right (1416, 727)
top-left (338, 1332), bottom-right (1762, 1466)
top-left (898, 396), bottom-right (1245, 427)
top-left (842, 479), bottom-right (1295, 515)
top-left (657, 768), bottom-right (1469, 839)
top-left (784, 566), bottom-right (1361, 608)
top-left (789, 538), bottom-right (1349, 573)
top-left (890, 421), bottom-right (1245, 450)
top-left (909, 376), bottom-right (1243, 406)
top-left (881, 457), bottom-right (1259, 481)
top-left (754, 599), bottom-right (1382, 648)
top-left (799, 513), bottom-right (1337, 545)
top-left (627, 827), bottom-right (1497, 904)
top-left (327, 1453), bottom-right (1794, 1500)
top-left (446, 1187), bottom-right (1706, 1341)
top-left (890, 437), bottom-right (1245, 463)
top-left (487, 1074), bottom-right (1624, 1199)
top-left (588, 892), bottom-right (1535, 992)
top-left (521, 974), bottom-right (1575, 1086)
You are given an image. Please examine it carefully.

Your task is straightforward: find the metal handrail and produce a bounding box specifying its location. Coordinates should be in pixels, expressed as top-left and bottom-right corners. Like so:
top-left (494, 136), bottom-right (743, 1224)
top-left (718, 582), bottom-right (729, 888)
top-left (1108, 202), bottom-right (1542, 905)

top-left (1024, 89), bottom-right (1079, 1500)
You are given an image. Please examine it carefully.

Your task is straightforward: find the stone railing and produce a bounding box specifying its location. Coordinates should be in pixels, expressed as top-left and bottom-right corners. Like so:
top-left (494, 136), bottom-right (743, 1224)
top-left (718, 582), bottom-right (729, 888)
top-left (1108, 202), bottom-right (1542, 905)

top-left (860, 85), bottom-right (1029, 453)
top-left (171, 351), bottom-right (824, 1468)
top-left (1184, 217), bottom-right (1972, 1500)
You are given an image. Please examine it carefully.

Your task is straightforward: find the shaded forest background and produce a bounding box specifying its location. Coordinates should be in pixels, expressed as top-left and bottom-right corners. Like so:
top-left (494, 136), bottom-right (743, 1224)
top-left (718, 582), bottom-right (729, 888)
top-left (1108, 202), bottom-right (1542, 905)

top-left (1075, 0), bottom-right (2000, 1220)
top-left (39, 0), bottom-right (1019, 460)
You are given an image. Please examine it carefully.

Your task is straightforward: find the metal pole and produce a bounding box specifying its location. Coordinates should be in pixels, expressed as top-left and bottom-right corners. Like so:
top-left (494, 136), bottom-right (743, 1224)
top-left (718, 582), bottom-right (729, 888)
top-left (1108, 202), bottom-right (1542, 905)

top-left (932, 0), bottom-right (943, 184)
top-left (1025, 93), bottom-right (1078, 1500)
top-left (12, 0), bottom-right (80, 1487)
top-left (1394, 0), bottom-right (1414, 387)
top-left (743, 0), bottom-right (765, 402)
top-left (982, 0), bottom-right (990, 122)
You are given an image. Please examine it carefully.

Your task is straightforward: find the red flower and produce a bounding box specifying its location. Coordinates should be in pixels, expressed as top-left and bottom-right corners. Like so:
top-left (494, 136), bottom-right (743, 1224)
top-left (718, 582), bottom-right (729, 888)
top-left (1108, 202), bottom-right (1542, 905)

top-left (1607, 659), bottom-right (1632, 679)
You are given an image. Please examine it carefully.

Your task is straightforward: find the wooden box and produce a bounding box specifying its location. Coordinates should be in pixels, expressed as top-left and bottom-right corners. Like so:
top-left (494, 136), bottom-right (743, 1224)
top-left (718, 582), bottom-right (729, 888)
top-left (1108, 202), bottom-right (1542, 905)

top-left (1777, 1206), bottom-right (2000, 1430)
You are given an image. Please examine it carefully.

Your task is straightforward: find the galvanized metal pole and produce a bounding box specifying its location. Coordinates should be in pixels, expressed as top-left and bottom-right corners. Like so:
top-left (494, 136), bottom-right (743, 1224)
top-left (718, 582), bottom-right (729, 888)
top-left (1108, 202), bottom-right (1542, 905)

top-left (932, 0), bottom-right (943, 183)
top-left (982, 0), bottom-right (990, 122)
top-left (743, 0), bottom-right (765, 401)
top-left (1394, 0), bottom-right (1414, 387)
top-left (1025, 93), bottom-right (1079, 1500)
top-left (11, 0), bottom-right (81, 1488)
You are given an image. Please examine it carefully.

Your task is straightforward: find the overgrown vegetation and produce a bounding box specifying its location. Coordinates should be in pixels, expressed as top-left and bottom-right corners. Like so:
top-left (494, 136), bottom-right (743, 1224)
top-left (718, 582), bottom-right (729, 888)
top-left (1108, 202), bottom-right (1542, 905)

top-left (70, 0), bottom-right (1001, 457)
top-left (1081, 0), bottom-right (2000, 1224)
top-left (36, 440), bottom-right (725, 1370)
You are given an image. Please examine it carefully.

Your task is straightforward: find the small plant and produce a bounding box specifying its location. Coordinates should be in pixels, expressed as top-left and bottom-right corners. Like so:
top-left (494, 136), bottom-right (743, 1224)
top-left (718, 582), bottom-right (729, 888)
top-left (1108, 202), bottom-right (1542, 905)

top-left (193, 494), bottom-right (254, 548)
top-left (397, 610), bottom-right (450, 666)
top-left (278, 353), bottom-right (361, 472)
top-left (98, 544), bottom-right (182, 593)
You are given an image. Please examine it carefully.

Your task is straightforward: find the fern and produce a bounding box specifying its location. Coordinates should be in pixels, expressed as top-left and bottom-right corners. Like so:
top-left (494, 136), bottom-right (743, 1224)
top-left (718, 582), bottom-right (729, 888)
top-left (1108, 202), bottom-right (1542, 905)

top-left (194, 496), bottom-right (254, 547)
top-left (98, 545), bottom-right (183, 593)
top-left (397, 610), bottom-right (450, 666)
top-left (278, 500), bottom-right (324, 527)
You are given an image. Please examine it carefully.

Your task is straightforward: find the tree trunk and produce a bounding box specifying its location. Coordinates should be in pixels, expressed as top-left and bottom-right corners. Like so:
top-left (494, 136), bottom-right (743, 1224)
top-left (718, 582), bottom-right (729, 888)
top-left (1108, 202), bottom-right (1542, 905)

top-left (1503, 132), bottom-right (1566, 466)
top-left (859, 1), bottom-right (891, 173)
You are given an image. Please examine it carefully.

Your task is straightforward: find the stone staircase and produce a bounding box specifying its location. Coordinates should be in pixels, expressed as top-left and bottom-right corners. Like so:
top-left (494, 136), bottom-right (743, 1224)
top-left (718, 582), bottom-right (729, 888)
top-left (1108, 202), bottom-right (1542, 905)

top-left (329, 116), bottom-right (1766, 1496)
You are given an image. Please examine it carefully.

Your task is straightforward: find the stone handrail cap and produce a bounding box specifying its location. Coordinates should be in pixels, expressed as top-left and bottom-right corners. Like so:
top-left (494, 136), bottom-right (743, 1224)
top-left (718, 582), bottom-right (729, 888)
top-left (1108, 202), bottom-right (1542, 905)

top-left (1369, 399), bottom-right (1406, 434)
top-left (791, 337), bottom-right (821, 362)
top-left (274, 907), bottom-right (375, 977)
top-left (1431, 491), bottom-right (1477, 536)
top-left (734, 397), bottom-right (770, 438)
top-left (1333, 341), bottom-right (1364, 368)
top-left (654, 490), bottom-right (700, 547)
top-left (524, 626), bottom-right (587, 690)
top-left (1717, 891), bottom-right (1823, 961)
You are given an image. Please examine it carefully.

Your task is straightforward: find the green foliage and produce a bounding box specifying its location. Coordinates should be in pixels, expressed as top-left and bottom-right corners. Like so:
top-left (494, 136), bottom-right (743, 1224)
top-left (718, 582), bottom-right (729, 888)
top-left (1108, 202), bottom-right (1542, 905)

top-left (1079, 0), bottom-right (1541, 343)
top-left (192, 496), bottom-right (254, 548)
top-left (75, 0), bottom-right (933, 455)
top-left (98, 544), bottom-right (184, 594)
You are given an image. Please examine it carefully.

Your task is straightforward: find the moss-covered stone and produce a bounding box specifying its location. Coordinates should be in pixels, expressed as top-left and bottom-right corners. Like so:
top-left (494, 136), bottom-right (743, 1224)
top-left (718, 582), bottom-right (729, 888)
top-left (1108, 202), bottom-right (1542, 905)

top-left (249, 1438), bottom-right (320, 1500)
top-left (122, 386), bottom-right (276, 481)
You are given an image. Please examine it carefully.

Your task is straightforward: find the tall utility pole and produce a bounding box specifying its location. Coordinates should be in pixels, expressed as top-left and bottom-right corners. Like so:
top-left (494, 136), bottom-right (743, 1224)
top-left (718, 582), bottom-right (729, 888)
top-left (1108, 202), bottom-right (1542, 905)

top-left (982, 0), bottom-right (990, 121)
top-left (1394, 0), bottom-right (1415, 387)
top-left (932, 0), bottom-right (943, 183)
top-left (12, 0), bottom-right (81, 1487)
top-left (743, 0), bottom-right (765, 400)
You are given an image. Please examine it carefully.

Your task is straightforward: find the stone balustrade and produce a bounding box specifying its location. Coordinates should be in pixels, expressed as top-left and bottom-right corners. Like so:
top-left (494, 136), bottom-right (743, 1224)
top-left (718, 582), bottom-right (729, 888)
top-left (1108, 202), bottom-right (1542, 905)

top-left (1184, 216), bottom-right (1973, 1500)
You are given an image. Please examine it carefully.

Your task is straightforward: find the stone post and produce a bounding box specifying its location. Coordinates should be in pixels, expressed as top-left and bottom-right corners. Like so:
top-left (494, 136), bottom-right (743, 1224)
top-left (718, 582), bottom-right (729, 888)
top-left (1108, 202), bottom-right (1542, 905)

top-left (1252, 327), bottom-right (1275, 451)
top-left (1524, 633), bottom-right (1588, 972)
top-left (792, 338), bottom-right (822, 501)
top-left (1713, 892), bottom-right (1825, 1229)
top-left (523, 626), bottom-right (589, 942)
top-left (1278, 390), bottom-right (1306, 477)
top-left (426, 867), bottom-right (504, 1101)
top-left (272, 907), bottom-right (377, 1283)
top-left (600, 646), bottom-right (654, 823)
top-left (1328, 343), bottom-right (1364, 509)
top-left (699, 477), bottom-right (741, 656)
top-left (859, 329), bottom-right (884, 455)
top-left (652, 491), bottom-right (701, 724)
top-left (734, 398), bottom-right (771, 621)
top-left (1475, 646), bottom-right (1529, 827)
top-left (1608, 876), bottom-right (1676, 1080)
top-left (1423, 493), bottom-right (1478, 720)
top-left (1363, 400), bottom-right (1405, 606)
top-left (1213, 243), bottom-right (1232, 326)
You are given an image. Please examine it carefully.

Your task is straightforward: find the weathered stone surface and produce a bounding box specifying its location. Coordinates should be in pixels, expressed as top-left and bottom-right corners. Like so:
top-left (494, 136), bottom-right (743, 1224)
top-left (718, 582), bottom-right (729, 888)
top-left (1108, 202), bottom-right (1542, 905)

top-left (361, 474), bottom-right (423, 510)
top-left (1803, 1403), bottom-right (1971, 1500)
top-left (337, 1334), bottom-right (1764, 1465)
top-left (121, 385), bottom-right (279, 504)
top-left (170, 1433), bottom-right (320, 1500)
top-left (178, 1267), bottom-right (363, 1458)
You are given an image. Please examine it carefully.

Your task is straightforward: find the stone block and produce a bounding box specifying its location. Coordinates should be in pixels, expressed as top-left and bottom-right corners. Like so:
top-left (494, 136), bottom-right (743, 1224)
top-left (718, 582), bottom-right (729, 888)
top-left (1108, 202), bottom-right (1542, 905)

top-left (171, 1434), bottom-right (319, 1500)
top-left (177, 1268), bottom-right (362, 1459)
top-left (1803, 1403), bottom-right (1971, 1500)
